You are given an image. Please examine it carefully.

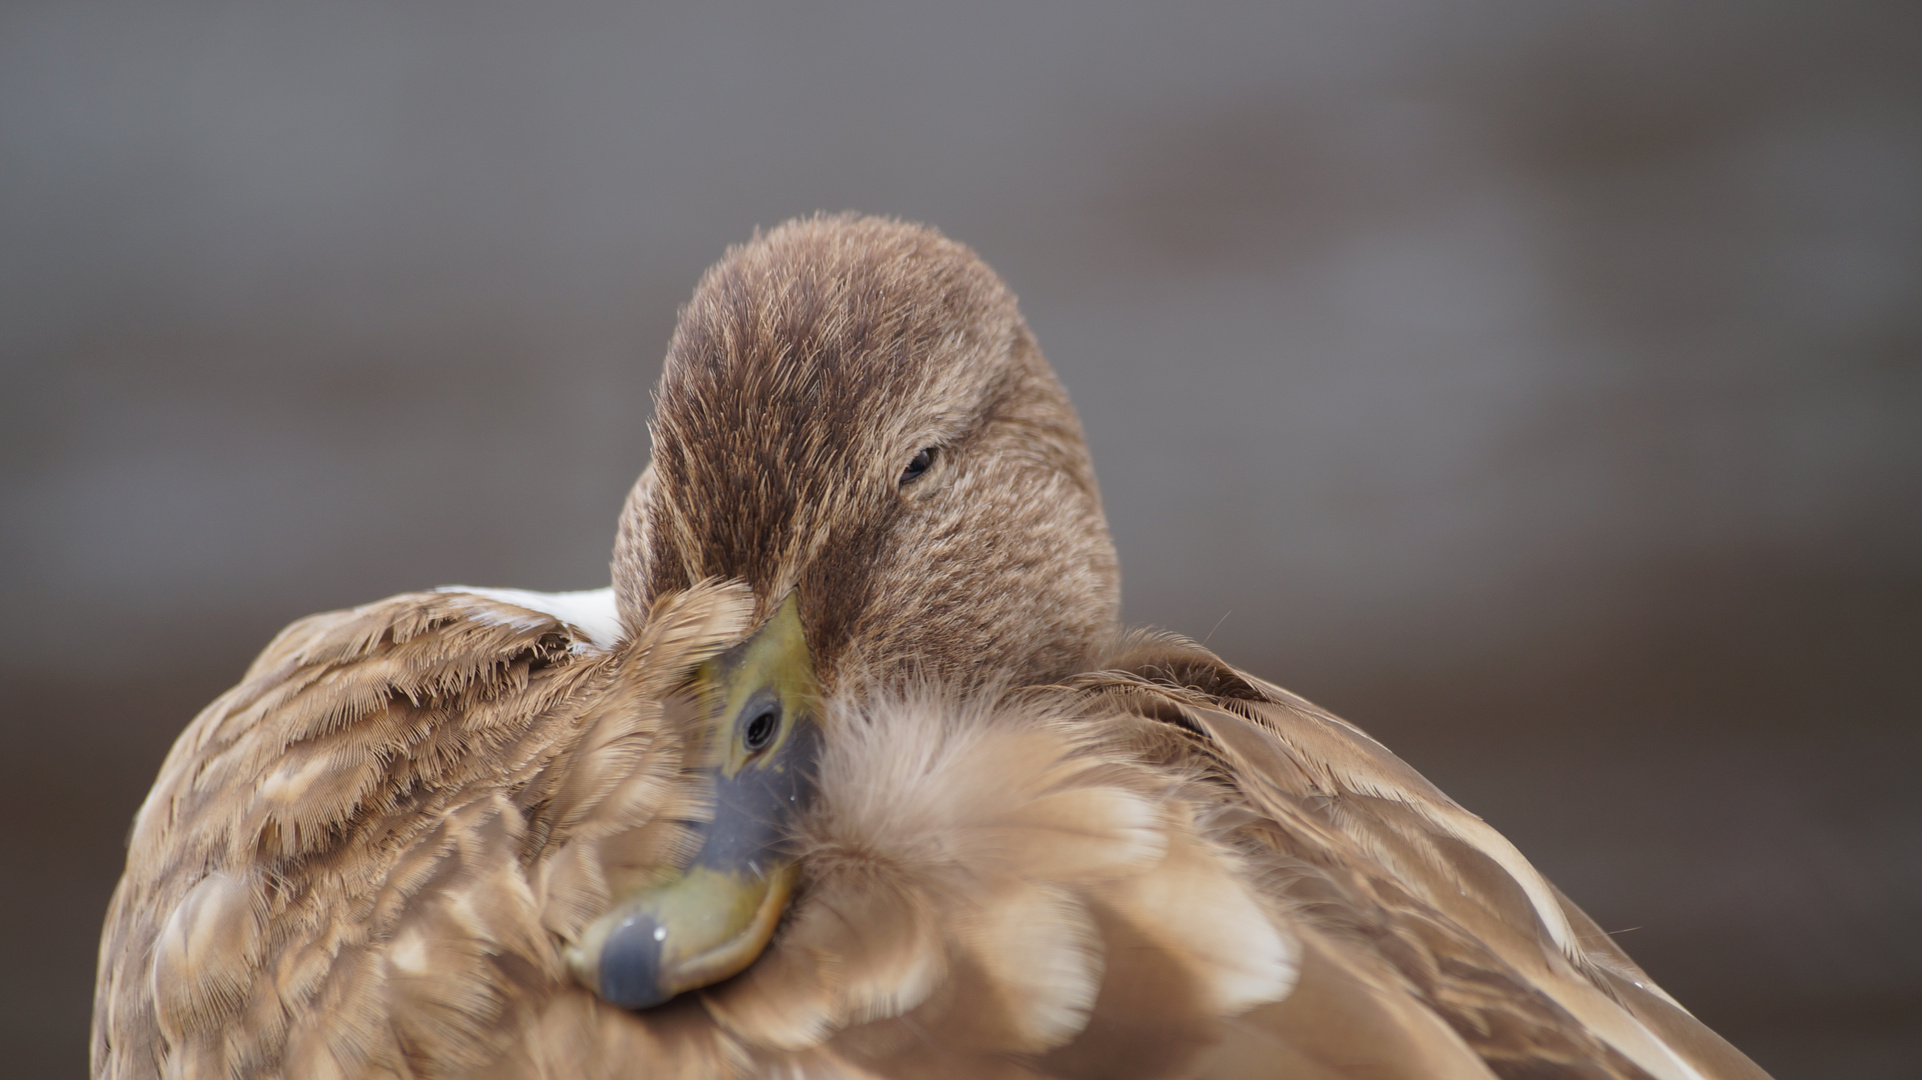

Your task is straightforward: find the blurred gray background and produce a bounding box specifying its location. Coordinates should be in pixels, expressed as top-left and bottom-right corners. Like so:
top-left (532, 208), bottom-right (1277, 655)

top-left (3, 2), bottom-right (1918, 1075)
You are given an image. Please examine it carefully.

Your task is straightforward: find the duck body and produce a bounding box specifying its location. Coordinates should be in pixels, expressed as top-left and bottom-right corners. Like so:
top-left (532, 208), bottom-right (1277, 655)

top-left (94, 216), bottom-right (1771, 1080)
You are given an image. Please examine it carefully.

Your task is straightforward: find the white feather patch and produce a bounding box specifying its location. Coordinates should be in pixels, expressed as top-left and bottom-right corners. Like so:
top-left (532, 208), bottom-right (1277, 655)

top-left (438, 586), bottom-right (624, 652)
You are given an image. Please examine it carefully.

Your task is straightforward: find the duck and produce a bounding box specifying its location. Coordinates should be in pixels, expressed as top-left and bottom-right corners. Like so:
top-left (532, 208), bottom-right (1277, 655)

top-left (93, 213), bottom-right (1772, 1079)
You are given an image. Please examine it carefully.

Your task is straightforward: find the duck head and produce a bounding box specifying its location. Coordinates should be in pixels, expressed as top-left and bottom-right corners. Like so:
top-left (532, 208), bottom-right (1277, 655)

top-left (574, 214), bottom-right (1120, 1008)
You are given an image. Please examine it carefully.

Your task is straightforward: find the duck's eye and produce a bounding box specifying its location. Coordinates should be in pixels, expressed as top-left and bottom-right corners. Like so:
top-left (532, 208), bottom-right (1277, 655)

top-left (900, 447), bottom-right (936, 486)
top-left (741, 699), bottom-right (781, 753)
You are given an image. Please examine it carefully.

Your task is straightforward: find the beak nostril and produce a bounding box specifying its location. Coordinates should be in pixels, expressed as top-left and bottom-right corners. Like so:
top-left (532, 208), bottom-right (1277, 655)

top-left (742, 701), bottom-right (780, 752)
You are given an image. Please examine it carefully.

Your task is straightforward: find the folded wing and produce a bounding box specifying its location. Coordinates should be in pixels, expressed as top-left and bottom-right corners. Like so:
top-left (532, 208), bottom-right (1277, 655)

top-left (92, 584), bottom-right (753, 1080)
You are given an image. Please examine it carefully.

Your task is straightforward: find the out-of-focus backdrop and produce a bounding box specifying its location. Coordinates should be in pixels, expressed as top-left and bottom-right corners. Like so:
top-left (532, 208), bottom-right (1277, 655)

top-left (4, 2), bottom-right (1918, 1075)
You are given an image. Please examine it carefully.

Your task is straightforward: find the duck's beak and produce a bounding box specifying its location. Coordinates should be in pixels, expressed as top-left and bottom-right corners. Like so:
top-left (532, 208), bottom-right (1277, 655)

top-left (568, 594), bottom-right (821, 1009)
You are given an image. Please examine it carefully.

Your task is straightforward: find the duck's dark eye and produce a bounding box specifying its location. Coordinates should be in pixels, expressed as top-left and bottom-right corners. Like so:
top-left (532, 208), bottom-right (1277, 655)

top-left (900, 447), bottom-right (936, 485)
top-left (741, 699), bottom-right (781, 753)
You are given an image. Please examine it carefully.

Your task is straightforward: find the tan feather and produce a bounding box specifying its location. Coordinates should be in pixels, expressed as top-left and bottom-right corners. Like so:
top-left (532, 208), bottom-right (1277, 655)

top-left (95, 584), bottom-right (752, 1080)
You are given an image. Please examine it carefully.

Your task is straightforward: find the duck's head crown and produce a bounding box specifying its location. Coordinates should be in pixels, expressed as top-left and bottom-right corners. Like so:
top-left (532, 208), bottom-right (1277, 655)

top-left (617, 213), bottom-right (1119, 693)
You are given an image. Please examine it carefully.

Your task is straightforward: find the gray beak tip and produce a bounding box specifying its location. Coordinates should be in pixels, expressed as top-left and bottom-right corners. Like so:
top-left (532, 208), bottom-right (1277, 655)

top-left (598, 911), bottom-right (672, 1009)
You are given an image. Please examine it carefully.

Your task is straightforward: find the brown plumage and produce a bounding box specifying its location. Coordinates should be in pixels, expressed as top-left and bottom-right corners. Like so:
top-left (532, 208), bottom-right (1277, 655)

top-left (95, 214), bottom-right (1772, 1079)
top-left (621, 215), bottom-right (1119, 694)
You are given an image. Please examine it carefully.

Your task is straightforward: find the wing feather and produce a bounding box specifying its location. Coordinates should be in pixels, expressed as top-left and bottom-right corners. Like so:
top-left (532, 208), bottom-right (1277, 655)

top-left (93, 583), bottom-right (754, 1080)
top-left (1067, 633), bottom-right (1767, 1080)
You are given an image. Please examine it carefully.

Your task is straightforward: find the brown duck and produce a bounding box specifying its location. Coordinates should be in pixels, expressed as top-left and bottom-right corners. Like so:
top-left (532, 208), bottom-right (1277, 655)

top-left (94, 214), bottom-right (1772, 1080)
